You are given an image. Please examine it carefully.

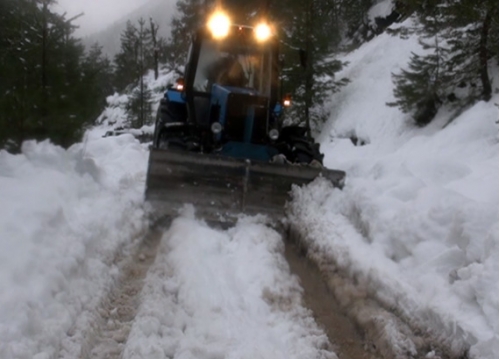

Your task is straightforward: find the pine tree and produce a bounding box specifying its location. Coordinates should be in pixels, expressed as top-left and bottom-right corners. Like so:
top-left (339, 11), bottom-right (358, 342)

top-left (110, 18), bottom-right (152, 128)
top-left (388, 11), bottom-right (451, 125)
top-left (273, 0), bottom-right (348, 134)
top-left (443, 0), bottom-right (498, 103)
top-left (389, 0), bottom-right (498, 125)
top-left (0, 0), bottom-right (100, 150)
top-left (126, 84), bottom-right (154, 128)
top-left (79, 43), bottom-right (114, 124)
top-left (149, 18), bottom-right (160, 80)
top-left (114, 21), bottom-right (140, 91)
top-left (156, 37), bottom-right (171, 68)
top-left (114, 18), bottom-right (161, 88)
top-left (168, 0), bottom-right (205, 67)
top-left (389, 51), bottom-right (445, 125)
top-left (0, 0), bottom-right (36, 149)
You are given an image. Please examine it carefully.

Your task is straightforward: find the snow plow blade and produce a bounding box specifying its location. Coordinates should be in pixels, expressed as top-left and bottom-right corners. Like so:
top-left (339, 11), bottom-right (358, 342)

top-left (145, 148), bottom-right (345, 221)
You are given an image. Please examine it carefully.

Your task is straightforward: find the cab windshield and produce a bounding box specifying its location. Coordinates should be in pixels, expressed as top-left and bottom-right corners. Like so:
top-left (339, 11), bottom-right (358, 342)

top-left (194, 36), bottom-right (272, 96)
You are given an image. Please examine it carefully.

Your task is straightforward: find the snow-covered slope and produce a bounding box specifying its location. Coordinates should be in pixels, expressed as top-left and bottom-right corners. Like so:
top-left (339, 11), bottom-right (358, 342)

top-left (289, 18), bottom-right (499, 359)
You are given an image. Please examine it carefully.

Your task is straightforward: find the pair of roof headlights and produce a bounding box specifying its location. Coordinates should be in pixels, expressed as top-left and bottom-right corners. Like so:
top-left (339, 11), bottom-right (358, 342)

top-left (207, 11), bottom-right (272, 42)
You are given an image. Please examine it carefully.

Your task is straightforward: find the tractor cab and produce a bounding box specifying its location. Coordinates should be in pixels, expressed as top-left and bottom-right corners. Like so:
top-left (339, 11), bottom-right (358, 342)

top-left (176, 24), bottom-right (281, 160)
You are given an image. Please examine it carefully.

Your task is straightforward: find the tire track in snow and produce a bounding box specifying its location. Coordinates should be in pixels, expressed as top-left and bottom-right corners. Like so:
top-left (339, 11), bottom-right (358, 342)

top-left (79, 228), bottom-right (163, 359)
top-left (61, 215), bottom-right (441, 359)
top-left (283, 234), bottom-right (382, 359)
top-left (285, 222), bottom-right (456, 359)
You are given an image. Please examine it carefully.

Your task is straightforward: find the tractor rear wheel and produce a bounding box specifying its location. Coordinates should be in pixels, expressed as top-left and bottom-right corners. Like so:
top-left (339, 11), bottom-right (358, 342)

top-left (154, 98), bottom-right (199, 151)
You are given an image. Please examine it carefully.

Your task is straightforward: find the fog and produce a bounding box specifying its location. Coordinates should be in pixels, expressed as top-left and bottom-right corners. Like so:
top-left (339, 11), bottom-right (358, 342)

top-left (54, 0), bottom-right (152, 36)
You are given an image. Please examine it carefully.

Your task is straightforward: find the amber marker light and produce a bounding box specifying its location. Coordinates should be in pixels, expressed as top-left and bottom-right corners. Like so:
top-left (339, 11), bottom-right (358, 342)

top-left (175, 78), bottom-right (184, 91)
top-left (283, 93), bottom-right (292, 107)
top-left (255, 23), bottom-right (272, 42)
top-left (207, 11), bottom-right (231, 39)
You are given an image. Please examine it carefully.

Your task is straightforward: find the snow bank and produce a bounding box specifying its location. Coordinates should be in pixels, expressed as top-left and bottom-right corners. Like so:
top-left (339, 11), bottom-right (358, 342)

top-left (123, 210), bottom-right (335, 359)
top-left (320, 21), bottom-right (421, 146)
top-left (293, 19), bottom-right (498, 359)
top-left (95, 68), bottom-right (178, 138)
top-left (0, 134), bottom-right (148, 358)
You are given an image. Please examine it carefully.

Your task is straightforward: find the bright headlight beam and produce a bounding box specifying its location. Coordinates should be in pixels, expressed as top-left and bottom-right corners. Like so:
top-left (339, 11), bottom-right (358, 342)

top-left (255, 23), bottom-right (271, 42)
top-left (207, 11), bottom-right (230, 39)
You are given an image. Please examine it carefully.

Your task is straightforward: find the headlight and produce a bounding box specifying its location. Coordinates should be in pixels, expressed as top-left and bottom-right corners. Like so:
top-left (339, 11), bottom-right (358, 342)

top-left (207, 11), bottom-right (231, 39)
top-left (255, 23), bottom-right (272, 42)
top-left (211, 122), bottom-right (222, 134)
top-left (269, 129), bottom-right (279, 140)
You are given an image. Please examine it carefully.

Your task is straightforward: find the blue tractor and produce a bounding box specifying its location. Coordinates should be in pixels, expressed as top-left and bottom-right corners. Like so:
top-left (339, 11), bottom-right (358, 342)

top-left (145, 13), bottom-right (345, 221)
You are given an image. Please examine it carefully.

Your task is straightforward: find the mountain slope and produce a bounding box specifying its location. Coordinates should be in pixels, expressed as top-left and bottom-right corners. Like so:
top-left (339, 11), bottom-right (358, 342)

top-left (82, 0), bottom-right (177, 58)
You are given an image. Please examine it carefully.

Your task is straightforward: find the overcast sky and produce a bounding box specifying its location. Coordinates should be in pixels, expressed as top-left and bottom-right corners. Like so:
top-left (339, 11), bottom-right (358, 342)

top-left (54, 0), bottom-right (151, 36)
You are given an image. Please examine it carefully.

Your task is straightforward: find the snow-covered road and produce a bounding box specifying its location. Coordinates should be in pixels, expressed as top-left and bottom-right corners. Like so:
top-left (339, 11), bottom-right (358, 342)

top-left (0, 16), bottom-right (497, 359)
top-left (0, 136), bottom-right (346, 358)
top-left (76, 211), bottom-right (385, 359)
top-left (122, 212), bottom-right (336, 359)
top-left (0, 126), bottom-right (496, 358)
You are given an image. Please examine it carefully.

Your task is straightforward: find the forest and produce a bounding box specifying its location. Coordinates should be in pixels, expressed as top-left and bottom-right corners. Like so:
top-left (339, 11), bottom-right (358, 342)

top-left (0, 0), bottom-right (497, 152)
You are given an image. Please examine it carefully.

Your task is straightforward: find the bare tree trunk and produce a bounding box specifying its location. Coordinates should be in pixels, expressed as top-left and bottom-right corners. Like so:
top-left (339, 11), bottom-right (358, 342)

top-left (138, 19), bottom-right (145, 128)
top-left (304, 0), bottom-right (314, 138)
top-left (150, 18), bottom-right (159, 80)
top-left (41, 0), bottom-right (48, 122)
top-left (140, 77), bottom-right (144, 128)
top-left (479, 8), bottom-right (492, 101)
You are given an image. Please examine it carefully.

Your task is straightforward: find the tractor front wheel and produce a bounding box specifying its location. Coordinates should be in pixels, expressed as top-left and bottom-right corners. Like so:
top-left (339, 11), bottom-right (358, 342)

top-left (276, 126), bottom-right (324, 165)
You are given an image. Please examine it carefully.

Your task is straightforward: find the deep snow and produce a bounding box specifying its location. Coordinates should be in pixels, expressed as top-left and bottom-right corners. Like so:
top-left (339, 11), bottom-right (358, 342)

top-left (0, 136), bottom-right (148, 357)
top-left (0, 15), bottom-right (497, 359)
top-left (292, 18), bottom-right (498, 358)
